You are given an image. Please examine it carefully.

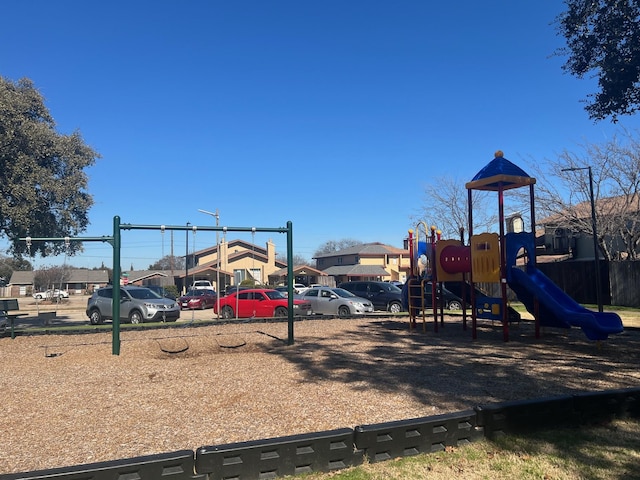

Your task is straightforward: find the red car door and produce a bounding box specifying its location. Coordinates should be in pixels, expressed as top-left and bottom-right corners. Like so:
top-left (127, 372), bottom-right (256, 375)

top-left (235, 291), bottom-right (253, 317)
top-left (253, 291), bottom-right (274, 317)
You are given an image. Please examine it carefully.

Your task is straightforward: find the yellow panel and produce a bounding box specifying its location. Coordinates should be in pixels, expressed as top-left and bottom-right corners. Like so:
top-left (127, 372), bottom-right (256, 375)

top-left (471, 233), bottom-right (500, 283)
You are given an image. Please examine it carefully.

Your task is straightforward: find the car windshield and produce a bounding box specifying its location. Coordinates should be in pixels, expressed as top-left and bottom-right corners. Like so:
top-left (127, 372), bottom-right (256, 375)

top-left (382, 283), bottom-right (402, 293)
top-left (264, 290), bottom-right (286, 300)
top-left (128, 288), bottom-right (162, 300)
top-left (332, 288), bottom-right (356, 298)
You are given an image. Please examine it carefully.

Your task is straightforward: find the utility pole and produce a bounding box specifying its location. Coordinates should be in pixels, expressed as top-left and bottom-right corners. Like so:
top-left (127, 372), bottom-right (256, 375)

top-left (562, 166), bottom-right (603, 312)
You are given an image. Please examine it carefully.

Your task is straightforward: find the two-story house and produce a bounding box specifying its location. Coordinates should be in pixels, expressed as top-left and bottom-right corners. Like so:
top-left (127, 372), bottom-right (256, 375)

top-left (186, 238), bottom-right (286, 292)
top-left (314, 242), bottom-right (410, 285)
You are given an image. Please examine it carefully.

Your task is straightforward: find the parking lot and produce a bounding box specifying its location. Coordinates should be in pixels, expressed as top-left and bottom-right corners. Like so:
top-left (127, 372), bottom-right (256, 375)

top-left (6, 293), bottom-right (221, 330)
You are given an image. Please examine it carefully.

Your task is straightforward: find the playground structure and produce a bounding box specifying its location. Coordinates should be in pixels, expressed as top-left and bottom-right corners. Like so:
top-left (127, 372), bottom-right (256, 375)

top-left (20, 217), bottom-right (297, 355)
top-left (407, 151), bottom-right (624, 342)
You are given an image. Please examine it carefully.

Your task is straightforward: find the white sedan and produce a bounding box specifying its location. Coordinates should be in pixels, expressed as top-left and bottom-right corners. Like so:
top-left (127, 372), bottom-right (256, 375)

top-left (33, 289), bottom-right (69, 300)
top-left (300, 287), bottom-right (373, 317)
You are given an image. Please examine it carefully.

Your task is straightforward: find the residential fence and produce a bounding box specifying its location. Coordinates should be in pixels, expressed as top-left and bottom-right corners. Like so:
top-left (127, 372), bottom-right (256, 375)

top-left (1, 387), bottom-right (638, 480)
top-left (475, 260), bottom-right (640, 308)
top-left (538, 260), bottom-right (640, 308)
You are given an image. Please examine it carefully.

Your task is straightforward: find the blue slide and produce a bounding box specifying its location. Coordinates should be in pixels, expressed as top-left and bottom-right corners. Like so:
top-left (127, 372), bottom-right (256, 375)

top-left (507, 265), bottom-right (624, 341)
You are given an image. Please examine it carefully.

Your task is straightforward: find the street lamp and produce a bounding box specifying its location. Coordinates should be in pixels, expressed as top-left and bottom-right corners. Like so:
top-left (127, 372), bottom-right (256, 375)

top-left (561, 166), bottom-right (603, 312)
top-left (198, 208), bottom-right (221, 319)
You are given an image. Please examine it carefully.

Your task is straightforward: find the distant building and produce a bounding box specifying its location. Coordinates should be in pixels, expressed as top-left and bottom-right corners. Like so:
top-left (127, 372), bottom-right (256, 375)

top-left (7, 269), bottom-right (109, 297)
top-left (314, 242), bottom-right (410, 285)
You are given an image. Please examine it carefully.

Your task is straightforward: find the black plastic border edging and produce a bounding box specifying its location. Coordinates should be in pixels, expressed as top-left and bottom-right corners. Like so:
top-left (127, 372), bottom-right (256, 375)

top-left (195, 428), bottom-right (359, 479)
top-left (476, 387), bottom-right (640, 440)
top-left (2, 387), bottom-right (640, 480)
top-left (353, 410), bottom-right (482, 463)
top-left (0, 449), bottom-right (204, 480)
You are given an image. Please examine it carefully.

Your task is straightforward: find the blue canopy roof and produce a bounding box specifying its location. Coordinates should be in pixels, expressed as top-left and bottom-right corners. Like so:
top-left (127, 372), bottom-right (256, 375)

top-left (466, 151), bottom-right (536, 191)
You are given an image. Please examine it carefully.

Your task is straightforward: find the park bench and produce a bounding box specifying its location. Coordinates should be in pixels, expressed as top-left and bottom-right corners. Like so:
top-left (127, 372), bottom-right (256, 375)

top-left (0, 298), bottom-right (28, 338)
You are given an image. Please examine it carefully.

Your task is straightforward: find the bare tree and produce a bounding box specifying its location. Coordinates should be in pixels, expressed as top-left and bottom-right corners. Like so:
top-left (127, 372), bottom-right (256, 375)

top-left (149, 255), bottom-right (185, 271)
top-left (276, 253), bottom-right (310, 266)
top-left (33, 265), bottom-right (70, 293)
top-left (413, 176), bottom-right (499, 241)
top-left (527, 129), bottom-right (640, 261)
top-left (313, 239), bottom-right (363, 257)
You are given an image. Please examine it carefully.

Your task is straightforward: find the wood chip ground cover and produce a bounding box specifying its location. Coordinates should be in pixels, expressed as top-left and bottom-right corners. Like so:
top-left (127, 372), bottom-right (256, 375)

top-left (1, 317), bottom-right (639, 475)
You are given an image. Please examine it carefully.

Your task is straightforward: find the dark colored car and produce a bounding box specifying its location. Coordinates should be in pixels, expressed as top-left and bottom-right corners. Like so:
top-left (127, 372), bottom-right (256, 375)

top-left (178, 289), bottom-right (217, 310)
top-left (423, 282), bottom-right (463, 310)
top-left (223, 285), bottom-right (251, 296)
top-left (337, 281), bottom-right (404, 313)
top-left (404, 280), bottom-right (466, 311)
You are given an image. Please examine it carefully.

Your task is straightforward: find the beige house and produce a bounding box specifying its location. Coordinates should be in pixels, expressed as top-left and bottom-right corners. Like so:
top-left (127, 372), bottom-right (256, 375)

top-left (189, 238), bottom-right (286, 292)
top-left (314, 242), bottom-right (411, 285)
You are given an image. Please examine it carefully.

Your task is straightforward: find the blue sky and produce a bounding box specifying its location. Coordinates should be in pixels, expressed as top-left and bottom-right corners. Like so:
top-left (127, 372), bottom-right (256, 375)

top-left (3, 1), bottom-right (640, 269)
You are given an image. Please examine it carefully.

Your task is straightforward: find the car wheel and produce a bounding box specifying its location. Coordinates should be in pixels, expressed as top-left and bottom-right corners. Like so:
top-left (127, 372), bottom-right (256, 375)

top-left (338, 305), bottom-right (351, 317)
top-left (200, 301), bottom-right (207, 310)
top-left (221, 306), bottom-right (234, 319)
top-left (388, 301), bottom-right (402, 314)
top-left (89, 309), bottom-right (103, 325)
top-left (448, 300), bottom-right (462, 311)
top-left (129, 310), bottom-right (143, 324)
top-left (274, 307), bottom-right (287, 317)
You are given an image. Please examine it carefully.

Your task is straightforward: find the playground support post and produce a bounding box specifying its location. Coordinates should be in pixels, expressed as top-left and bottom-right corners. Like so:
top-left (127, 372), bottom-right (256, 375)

top-left (112, 216), bottom-right (121, 355)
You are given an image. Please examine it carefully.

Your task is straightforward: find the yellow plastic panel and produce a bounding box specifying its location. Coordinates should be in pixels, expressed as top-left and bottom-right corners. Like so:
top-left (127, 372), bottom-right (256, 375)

top-left (471, 233), bottom-right (500, 283)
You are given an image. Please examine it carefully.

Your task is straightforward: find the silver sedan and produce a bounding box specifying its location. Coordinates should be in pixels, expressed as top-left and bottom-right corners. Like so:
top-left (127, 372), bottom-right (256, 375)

top-left (300, 287), bottom-right (374, 317)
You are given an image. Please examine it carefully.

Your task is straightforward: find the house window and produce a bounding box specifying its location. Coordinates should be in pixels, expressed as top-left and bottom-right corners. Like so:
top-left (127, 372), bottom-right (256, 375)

top-left (249, 268), bottom-right (262, 284)
top-left (234, 269), bottom-right (245, 285)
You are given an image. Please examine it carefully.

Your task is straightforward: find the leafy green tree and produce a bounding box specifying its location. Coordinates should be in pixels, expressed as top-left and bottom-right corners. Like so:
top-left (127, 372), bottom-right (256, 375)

top-left (0, 76), bottom-right (100, 257)
top-left (0, 253), bottom-right (32, 285)
top-left (556, 1), bottom-right (640, 121)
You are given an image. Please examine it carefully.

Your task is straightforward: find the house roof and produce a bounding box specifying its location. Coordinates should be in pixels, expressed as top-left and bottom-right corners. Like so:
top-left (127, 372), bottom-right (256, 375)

top-left (195, 239), bottom-right (268, 257)
top-left (270, 264), bottom-right (327, 277)
top-left (322, 265), bottom-right (390, 277)
top-left (9, 269), bottom-right (109, 285)
top-left (465, 151), bottom-right (536, 192)
top-left (174, 261), bottom-right (233, 279)
top-left (314, 242), bottom-right (408, 259)
top-left (127, 270), bottom-right (169, 283)
top-left (8, 271), bottom-right (34, 285)
top-left (539, 194), bottom-right (640, 225)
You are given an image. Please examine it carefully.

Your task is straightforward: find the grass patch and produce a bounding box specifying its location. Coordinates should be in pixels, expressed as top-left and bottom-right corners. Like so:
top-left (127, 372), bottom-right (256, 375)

top-left (289, 418), bottom-right (640, 480)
